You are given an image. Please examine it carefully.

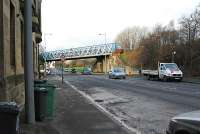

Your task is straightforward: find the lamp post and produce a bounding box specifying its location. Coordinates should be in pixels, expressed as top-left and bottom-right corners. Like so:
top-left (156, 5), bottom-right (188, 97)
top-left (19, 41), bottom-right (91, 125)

top-left (172, 51), bottom-right (176, 63)
top-left (61, 54), bottom-right (65, 84)
top-left (44, 33), bottom-right (53, 50)
top-left (43, 33), bottom-right (52, 76)
top-left (24, 0), bottom-right (35, 124)
top-left (99, 33), bottom-right (107, 74)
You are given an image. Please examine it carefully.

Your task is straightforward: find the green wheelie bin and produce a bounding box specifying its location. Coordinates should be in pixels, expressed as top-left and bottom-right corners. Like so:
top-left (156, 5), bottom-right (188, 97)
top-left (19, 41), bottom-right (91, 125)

top-left (34, 82), bottom-right (56, 119)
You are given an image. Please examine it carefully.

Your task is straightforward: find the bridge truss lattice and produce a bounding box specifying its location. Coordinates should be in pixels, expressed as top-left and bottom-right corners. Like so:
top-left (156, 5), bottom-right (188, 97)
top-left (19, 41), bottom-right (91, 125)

top-left (41, 43), bottom-right (120, 61)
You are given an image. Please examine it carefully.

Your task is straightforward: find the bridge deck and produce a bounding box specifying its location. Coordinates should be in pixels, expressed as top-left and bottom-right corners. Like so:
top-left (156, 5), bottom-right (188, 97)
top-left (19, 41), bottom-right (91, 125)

top-left (41, 43), bottom-right (120, 61)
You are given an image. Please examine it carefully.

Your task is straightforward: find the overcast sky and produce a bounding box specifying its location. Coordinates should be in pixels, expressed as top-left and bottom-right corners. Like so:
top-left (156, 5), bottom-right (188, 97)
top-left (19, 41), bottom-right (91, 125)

top-left (42, 0), bottom-right (199, 51)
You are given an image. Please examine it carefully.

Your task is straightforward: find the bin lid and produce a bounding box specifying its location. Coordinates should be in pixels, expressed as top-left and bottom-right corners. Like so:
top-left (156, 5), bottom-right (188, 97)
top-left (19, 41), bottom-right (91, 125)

top-left (34, 87), bottom-right (48, 93)
top-left (34, 79), bottom-right (47, 84)
top-left (0, 102), bottom-right (19, 114)
top-left (34, 83), bottom-right (57, 88)
top-left (45, 84), bottom-right (57, 88)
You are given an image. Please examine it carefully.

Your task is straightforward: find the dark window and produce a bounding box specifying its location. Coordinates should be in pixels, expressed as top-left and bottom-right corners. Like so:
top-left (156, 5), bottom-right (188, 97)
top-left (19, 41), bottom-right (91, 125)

top-left (33, 44), bottom-right (35, 72)
top-left (20, 21), bottom-right (24, 66)
top-left (10, 2), bottom-right (15, 67)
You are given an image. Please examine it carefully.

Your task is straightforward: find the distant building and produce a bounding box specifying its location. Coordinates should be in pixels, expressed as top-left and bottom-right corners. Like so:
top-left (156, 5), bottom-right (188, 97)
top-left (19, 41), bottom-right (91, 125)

top-left (0, 0), bottom-right (42, 109)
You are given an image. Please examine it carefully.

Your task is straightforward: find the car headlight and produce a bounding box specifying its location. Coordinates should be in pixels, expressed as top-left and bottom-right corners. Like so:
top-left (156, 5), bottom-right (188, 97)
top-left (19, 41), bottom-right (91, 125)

top-left (180, 71), bottom-right (183, 77)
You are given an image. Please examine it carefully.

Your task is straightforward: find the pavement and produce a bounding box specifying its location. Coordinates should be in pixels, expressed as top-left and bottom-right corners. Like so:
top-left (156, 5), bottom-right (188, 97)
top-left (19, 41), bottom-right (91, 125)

top-left (20, 75), bottom-right (131, 134)
top-left (183, 77), bottom-right (200, 84)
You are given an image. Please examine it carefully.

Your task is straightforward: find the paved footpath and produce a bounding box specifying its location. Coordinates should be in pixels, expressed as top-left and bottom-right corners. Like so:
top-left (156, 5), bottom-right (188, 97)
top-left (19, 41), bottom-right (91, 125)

top-left (21, 75), bottom-right (131, 134)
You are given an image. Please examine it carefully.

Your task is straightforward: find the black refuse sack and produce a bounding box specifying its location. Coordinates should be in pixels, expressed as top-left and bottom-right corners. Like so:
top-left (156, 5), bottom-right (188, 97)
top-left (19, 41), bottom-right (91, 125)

top-left (0, 102), bottom-right (20, 134)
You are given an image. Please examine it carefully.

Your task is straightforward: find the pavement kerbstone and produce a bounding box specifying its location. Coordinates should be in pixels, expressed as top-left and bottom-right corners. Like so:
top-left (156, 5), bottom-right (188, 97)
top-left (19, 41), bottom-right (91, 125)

top-left (183, 77), bottom-right (200, 84)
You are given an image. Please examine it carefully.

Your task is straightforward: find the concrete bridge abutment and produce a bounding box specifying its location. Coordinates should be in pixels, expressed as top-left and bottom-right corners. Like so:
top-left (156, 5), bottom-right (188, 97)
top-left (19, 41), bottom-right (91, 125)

top-left (92, 55), bottom-right (112, 73)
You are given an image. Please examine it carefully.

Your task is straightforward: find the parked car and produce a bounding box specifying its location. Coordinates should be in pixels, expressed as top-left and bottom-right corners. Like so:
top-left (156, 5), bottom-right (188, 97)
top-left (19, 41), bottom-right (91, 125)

top-left (71, 68), bottom-right (77, 73)
top-left (142, 63), bottom-right (183, 81)
top-left (46, 69), bottom-right (51, 75)
top-left (82, 67), bottom-right (92, 75)
top-left (64, 68), bottom-right (69, 72)
top-left (40, 69), bottom-right (45, 73)
top-left (40, 69), bottom-right (50, 74)
top-left (108, 68), bottom-right (126, 79)
top-left (166, 110), bottom-right (200, 134)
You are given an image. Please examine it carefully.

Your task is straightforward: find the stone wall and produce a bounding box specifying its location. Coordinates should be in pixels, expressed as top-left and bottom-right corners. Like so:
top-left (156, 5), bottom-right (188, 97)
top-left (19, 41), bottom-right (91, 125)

top-left (0, 0), bottom-right (42, 109)
top-left (0, 0), bottom-right (4, 98)
top-left (0, 0), bottom-right (25, 107)
top-left (32, 33), bottom-right (39, 79)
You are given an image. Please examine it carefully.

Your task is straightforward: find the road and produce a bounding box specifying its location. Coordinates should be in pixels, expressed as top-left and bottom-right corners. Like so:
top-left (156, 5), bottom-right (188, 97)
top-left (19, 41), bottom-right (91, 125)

top-left (54, 71), bottom-right (200, 134)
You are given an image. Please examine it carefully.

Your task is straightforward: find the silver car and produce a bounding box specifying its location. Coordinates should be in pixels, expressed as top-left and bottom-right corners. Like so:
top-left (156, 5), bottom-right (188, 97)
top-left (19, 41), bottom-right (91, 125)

top-left (108, 68), bottom-right (126, 79)
top-left (166, 110), bottom-right (200, 134)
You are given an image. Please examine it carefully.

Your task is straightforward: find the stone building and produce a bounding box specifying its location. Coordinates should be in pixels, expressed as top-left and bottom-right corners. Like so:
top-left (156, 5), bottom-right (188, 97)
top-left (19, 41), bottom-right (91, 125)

top-left (0, 0), bottom-right (42, 109)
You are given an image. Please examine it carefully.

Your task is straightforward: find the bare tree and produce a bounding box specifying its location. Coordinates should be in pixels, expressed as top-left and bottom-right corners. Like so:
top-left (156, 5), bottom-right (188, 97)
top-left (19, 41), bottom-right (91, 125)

top-left (115, 26), bottom-right (148, 50)
top-left (114, 3), bottom-right (200, 76)
top-left (179, 6), bottom-right (200, 72)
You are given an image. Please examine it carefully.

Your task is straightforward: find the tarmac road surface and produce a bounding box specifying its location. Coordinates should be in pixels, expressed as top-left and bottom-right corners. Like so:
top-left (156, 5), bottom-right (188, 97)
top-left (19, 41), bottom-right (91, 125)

top-left (63, 74), bottom-right (200, 134)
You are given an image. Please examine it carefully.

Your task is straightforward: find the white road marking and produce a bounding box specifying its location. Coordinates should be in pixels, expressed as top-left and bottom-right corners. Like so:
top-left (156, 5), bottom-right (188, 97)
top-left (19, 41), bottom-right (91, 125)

top-left (64, 80), bottom-right (141, 134)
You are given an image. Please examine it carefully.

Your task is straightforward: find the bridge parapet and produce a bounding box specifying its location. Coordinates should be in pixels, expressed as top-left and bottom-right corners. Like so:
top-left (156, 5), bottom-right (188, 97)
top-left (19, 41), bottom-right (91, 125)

top-left (41, 43), bottom-right (120, 61)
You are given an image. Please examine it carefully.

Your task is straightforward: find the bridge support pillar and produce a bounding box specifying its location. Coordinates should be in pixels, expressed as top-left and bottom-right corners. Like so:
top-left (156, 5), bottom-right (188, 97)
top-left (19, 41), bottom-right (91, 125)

top-left (92, 57), bottom-right (103, 73)
top-left (92, 55), bottom-right (112, 73)
top-left (103, 55), bottom-right (112, 73)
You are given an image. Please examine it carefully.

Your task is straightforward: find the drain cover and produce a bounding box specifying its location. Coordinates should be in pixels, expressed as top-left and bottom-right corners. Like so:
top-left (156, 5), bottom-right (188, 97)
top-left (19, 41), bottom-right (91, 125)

top-left (95, 99), bottom-right (104, 102)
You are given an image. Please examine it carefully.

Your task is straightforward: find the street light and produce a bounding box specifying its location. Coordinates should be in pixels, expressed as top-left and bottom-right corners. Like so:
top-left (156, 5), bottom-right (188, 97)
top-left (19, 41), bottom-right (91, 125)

top-left (61, 54), bottom-right (65, 84)
top-left (43, 33), bottom-right (52, 76)
top-left (43, 33), bottom-right (53, 51)
top-left (172, 51), bottom-right (176, 63)
top-left (24, 0), bottom-right (35, 124)
top-left (99, 33), bottom-right (107, 74)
